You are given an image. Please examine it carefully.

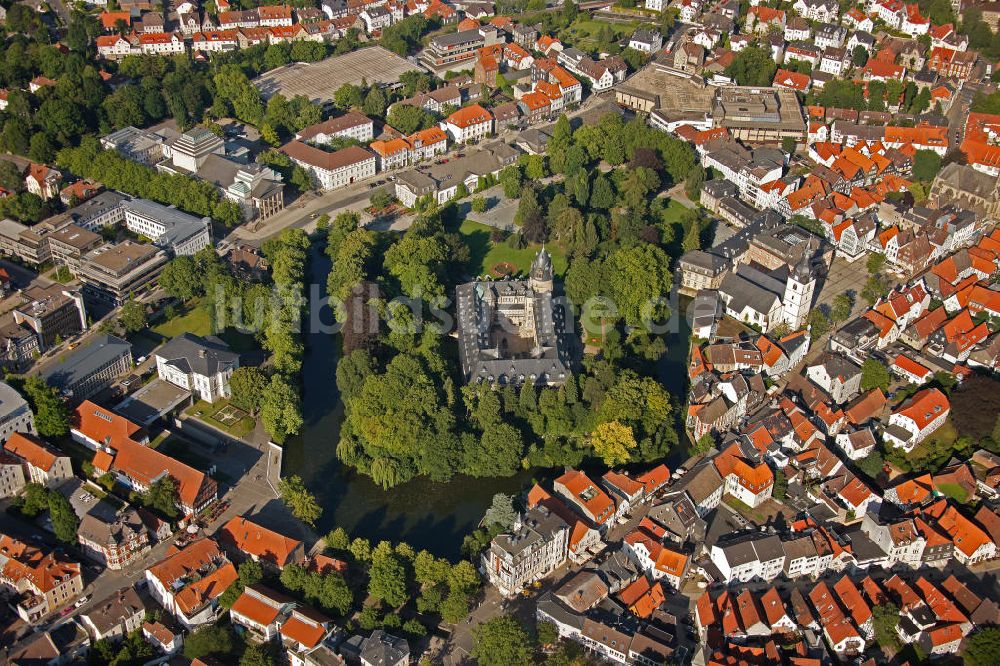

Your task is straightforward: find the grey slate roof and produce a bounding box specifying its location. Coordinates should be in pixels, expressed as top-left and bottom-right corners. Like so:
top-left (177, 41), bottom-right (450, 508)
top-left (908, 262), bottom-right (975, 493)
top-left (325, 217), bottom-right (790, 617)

top-left (156, 332), bottom-right (239, 377)
top-left (79, 587), bottom-right (144, 635)
top-left (359, 630), bottom-right (409, 666)
top-left (456, 249), bottom-right (570, 386)
top-left (0, 381), bottom-right (29, 423)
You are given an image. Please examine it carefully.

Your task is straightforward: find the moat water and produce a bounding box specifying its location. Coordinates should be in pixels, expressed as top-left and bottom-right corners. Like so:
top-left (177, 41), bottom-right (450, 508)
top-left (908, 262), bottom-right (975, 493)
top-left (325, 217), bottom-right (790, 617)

top-left (283, 244), bottom-right (692, 560)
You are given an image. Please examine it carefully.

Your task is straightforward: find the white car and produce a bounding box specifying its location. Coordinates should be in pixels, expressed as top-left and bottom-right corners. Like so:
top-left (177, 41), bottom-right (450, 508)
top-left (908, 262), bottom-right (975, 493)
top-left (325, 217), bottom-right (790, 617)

top-left (74, 595), bottom-right (90, 608)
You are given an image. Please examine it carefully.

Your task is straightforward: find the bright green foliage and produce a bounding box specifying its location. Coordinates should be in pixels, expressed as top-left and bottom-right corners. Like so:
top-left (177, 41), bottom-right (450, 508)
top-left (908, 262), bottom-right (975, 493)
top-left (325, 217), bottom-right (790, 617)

top-left (278, 475), bottom-right (321, 526)
top-left (472, 616), bottom-right (534, 666)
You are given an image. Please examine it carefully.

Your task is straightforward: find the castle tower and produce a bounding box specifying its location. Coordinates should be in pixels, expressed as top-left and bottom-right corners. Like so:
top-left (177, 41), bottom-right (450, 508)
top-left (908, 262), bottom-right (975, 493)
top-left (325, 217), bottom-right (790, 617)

top-left (782, 240), bottom-right (816, 330)
top-left (529, 246), bottom-right (553, 293)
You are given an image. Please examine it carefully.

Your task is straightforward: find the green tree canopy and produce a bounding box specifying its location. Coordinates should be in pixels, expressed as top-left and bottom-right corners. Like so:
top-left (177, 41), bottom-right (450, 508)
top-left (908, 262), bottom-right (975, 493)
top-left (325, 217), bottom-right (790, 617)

top-left (912, 149), bottom-right (943, 182)
top-left (472, 616), bottom-right (534, 666)
top-left (229, 367), bottom-right (269, 414)
top-left (725, 46), bottom-right (778, 86)
top-left (860, 358), bottom-right (891, 392)
top-left (118, 299), bottom-right (147, 333)
top-left (20, 377), bottom-right (70, 438)
top-left (963, 627), bottom-right (1000, 666)
top-left (278, 475), bottom-right (322, 526)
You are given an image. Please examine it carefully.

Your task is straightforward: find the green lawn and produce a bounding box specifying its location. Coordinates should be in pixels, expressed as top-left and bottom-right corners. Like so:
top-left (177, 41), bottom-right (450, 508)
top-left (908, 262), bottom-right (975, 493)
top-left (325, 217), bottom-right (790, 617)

top-left (153, 302), bottom-right (213, 338)
top-left (660, 199), bottom-right (690, 225)
top-left (184, 398), bottom-right (256, 438)
top-left (151, 300), bottom-right (258, 354)
top-left (559, 17), bottom-right (640, 51)
top-left (460, 220), bottom-right (568, 278)
top-left (935, 482), bottom-right (969, 505)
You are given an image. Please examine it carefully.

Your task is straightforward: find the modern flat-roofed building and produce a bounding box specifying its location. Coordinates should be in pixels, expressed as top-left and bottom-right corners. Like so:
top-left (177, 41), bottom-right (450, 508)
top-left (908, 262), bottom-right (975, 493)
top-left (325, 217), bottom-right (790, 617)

top-left (119, 199), bottom-right (211, 257)
top-left (156, 129), bottom-right (284, 222)
top-left (711, 86), bottom-right (807, 144)
top-left (40, 334), bottom-right (133, 401)
top-left (12, 284), bottom-right (87, 350)
top-left (0, 380), bottom-right (35, 442)
top-left (78, 241), bottom-right (168, 306)
top-left (420, 26), bottom-right (504, 72)
top-left (101, 126), bottom-right (171, 165)
top-left (62, 191), bottom-right (129, 231)
top-left (46, 224), bottom-right (103, 275)
top-left (0, 218), bottom-right (54, 266)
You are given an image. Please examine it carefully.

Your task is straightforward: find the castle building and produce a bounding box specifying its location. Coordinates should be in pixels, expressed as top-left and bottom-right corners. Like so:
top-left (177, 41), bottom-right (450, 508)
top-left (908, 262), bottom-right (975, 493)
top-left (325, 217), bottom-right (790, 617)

top-left (455, 249), bottom-right (571, 386)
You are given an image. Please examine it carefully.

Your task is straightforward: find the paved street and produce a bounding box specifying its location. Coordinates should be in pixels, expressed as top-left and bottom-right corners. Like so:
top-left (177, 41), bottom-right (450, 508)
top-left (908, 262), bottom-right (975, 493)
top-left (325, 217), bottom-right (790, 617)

top-left (814, 255), bottom-right (876, 317)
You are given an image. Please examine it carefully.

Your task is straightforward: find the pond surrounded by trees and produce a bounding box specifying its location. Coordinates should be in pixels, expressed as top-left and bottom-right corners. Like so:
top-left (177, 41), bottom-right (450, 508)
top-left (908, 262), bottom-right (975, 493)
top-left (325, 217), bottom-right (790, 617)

top-left (283, 245), bottom-right (692, 560)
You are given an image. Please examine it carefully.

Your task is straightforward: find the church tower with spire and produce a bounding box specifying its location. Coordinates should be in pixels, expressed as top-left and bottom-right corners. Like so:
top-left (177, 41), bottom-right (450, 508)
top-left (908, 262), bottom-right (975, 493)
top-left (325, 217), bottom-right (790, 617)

top-left (782, 240), bottom-right (817, 329)
top-left (529, 246), bottom-right (553, 293)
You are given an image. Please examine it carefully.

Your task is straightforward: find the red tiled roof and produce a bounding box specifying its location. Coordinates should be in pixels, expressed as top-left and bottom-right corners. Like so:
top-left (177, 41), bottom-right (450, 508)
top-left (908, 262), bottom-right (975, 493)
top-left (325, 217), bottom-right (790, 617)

top-left (892, 353), bottom-right (932, 380)
top-left (893, 387), bottom-right (949, 431)
top-left (73, 401), bottom-right (145, 449)
top-left (446, 103), bottom-right (492, 128)
top-left (95, 438), bottom-right (214, 511)
top-left (230, 590), bottom-right (281, 626)
top-left (714, 444), bottom-right (773, 493)
top-left (4, 432), bottom-right (61, 472)
top-left (637, 464), bottom-right (670, 494)
top-left (555, 469), bottom-right (615, 525)
top-left (220, 516), bottom-right (302, 568)
top-left (280, 610), bottom-right (328, 647)
top-left (100, 11), bottom-right (131, 29)
top-left (891, 473), bottom-right (934, 504)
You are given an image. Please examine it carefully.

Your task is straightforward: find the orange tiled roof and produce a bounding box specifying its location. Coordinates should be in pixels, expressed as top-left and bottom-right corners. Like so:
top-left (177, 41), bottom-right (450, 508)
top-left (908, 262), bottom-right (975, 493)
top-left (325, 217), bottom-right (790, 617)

top-left (73, 401), bottom-right (145, 450)
top-left (931, 501), bottom-right (991, 558)
top-left (258, 4), bottom-right (292, 19)
top-left (94, 438), bottom-right (213, 510)
top-left (370, 137), bottom-right (410, 157)
top-left (175, 562), bottom-right (237, 615)
top-left (408, 126), bottom-right (447, 145)
top-left (220, 516), bottom-right (302, 568)
top-left (892, 354), bottom-right (931, 380)
top-left (0, 534), bottom-right (80, 594)
top-left (602, 470), bottom-right (643, 497)
top-left (893, 387), bottom-right (949, 431)
top-left (833, 575), bottom-right (871, 627)
top-left (637, 464), bottom-right (670, 494)
top-left (891, 473), bottom-right (933, 504)
top-left (138, 32), bottom-right (178, 45)
top-left (446, 103), bottom-right (492, 129)
top-left (100, 11), bottom-right (132, 29)
top-left (280, 610), bottom-right (328, 647)
top-left (714, 444), bottom-right (773, 493)
top-left (4, 432), bottom-right (61, 472)
top-left (230, 590), bottom-right (282, 626)
top-left (845, 389), bottom-right (886, 425)
top-left (555, 469), bottom-right (615, 525)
